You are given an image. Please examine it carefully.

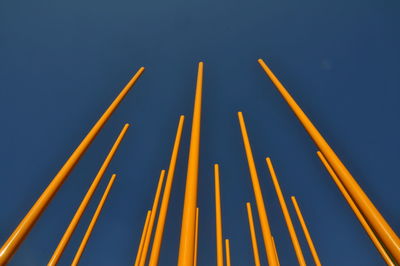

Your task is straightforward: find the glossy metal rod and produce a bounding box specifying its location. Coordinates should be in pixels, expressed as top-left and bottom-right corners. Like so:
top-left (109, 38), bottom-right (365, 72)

top-left (214, 164), bottom-right (224, 266)
top-left (266, 157), bottom-right (306, 265)
top-left (237, 111), bottom-right (278, 266)
top-left (148, 116), bottom-right (185, 266)
top-left (138, 170), bottom-right (166, 266)
top-left (178, 62), bottom-right (204, 266)
top-left (246, 202), bottom-right (261, 266)
top-left (194, 207), bottom-right (199, 266)
top-left (0, 68), bottom-right (144, 264)
top-left (49, 124), bottom-right (130, 265)
top-left (134, 210), bottom-right (152, 266)
top-left (258, 58), bottom-right (400, 262)
top-left (317, 151), bottom-right (394, 266)
top-left (225, 239), bottom-right (231, 266)
top-left (72, 174), bottom-right (117, 266)
top-left (291, 196), bottom-right (321, 266)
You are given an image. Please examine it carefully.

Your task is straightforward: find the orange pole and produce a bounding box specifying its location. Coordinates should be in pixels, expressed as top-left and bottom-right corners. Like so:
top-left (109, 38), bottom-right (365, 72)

top-left (138, 170), bottom-right (166, 266)
top-left (194, 207), bottom-right (199, 266)
top-left (134, 210), bottom-right (152, 266)
top-left (148, 116), bottom-right (185, 265)
top-left (266, 157), bottom-right (306, 265)
top-left (49, 124), bottom-right (130, 265)
top-left (0, 68), bottom-right (144, 264)
top-left (72, 174), bottom-right (117, 266)
top-left (214, 164), bottom-right (224, 266)
top-left (291, 196), bottom-right (321, 266)
top-left (178, 62), bottom-right (204, 266)
top-left (237, 111), bottom-right (278, 266)
top-left (317, 151), bottom-right (395, 266)
top-left (258, 58), bottom-right (400, 262)
top-left (246, 202), bottom-right (261, 266)
top-left (225, 239), bottom-right (231, 266)
top-left (272, 237), bottom-right (280, 266)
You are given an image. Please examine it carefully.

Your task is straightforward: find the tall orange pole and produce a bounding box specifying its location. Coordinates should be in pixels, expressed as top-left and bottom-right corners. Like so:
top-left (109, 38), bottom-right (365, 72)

top-left (134, 210), bottom-right (152, 266)
top-left (148, 116), bottom-right (185, 266)
top-left (138, 170), bottom-right (166, 266)
top-left (194, 207), bottom-right (199, 266)
top-left (214, 164), bottom-right (224, 266)
top-left (72, 174), bottom-right (117, 266)
top-left (0, 68), bottom-right (144, 264)
top-left (317, 151), bottom-right (395, 266)
top-left (291, 196), bottom-right (321, 266)
top-left (237, 111), bottom-right (278, 266)
top-left (178, 62), bottom-right (204, 266)
top-left (266, 157), bottom-right (306, 265)
top-left (225, 239), bottom-right (231, 266)
top-left (246, 202), bottom-right (261, 266)
top-left (258, 58), bottom-right (400, 262)
top-left (49, 124), bottom-right (130, 265)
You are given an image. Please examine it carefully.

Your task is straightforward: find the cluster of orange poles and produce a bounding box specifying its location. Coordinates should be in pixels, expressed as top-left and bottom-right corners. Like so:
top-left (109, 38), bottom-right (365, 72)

top-left (0, 59), bottom-right (399, 265)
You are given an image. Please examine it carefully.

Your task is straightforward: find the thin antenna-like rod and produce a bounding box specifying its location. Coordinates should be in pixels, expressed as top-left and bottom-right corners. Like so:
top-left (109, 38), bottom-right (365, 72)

top-left (138, 170), bottom-right (166, 266)
top-left (258, 58), bottom-right (400, 262)
top-left (291, 196), bottom-right (321, 266)
top-left (266, 157), bottom-right (306, 265)
top-left (194, 207), bottom-right (199, 266)
top-left (149, 116), bottom-right (185, 265)
top-left (237, 111), bottom-right (278, 266)
top-left (49, 124), bottom-right (130, 265)
top-left (317, 151), bottom-right (395, 266)
top-left (72, 174), bottom-right (117, 266)
top-left (214, 164), bottom-right (224, 266)
top-left (178, 62), bottom-right (204, 266)
top-left (0, 68), bottom-right (144, 264)
top-left (246, 202), bottom-right (261, 266)
top-left (134, 210), bottom-right (152, 266)
top-left (272, 237), bottom-right (280, 266)
top-left (225, 239), bottom-right (231, 266)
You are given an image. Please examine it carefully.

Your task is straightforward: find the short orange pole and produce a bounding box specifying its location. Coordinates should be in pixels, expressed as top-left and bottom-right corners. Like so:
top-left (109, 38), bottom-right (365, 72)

top-left (214, 164), bottom-right (224, 266)
top-left (138, 170), bottom-right (166, 266)
top-left (317, 151), bottom-right (395, 266)
top-left (246, 202), bottom-right (261, 266)
top-left (258, 58), bottom-right (400, 262)
top-left (266, 157), bottom-right (306, 265)
top-left (134, 210), bottom-right (152, 266)
top-left (148, 116), bottom-right (185, 266)
top-left (178, 62), bottom-right (204, 266)
top-left (291, 196), bottom-right (321, 266)
top-left (272, 237), bottom-right (280, 266)
top-left (237, 111), bottom-right (278, 266)
top-left (0, 68), bottom-right (144, 264)
top-left (72, 174), bottom-right (117, 266)
top-left (49, 124), bottom-right (130, 265)
top-left (194, 207), bottom-right (199, 266)
top-left (225, 239), bottom-right (231, 266)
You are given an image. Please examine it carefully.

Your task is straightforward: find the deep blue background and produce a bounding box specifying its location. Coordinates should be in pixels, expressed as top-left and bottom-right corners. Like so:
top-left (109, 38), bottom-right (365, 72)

top-left (1, 0), bottom-right (399, 265)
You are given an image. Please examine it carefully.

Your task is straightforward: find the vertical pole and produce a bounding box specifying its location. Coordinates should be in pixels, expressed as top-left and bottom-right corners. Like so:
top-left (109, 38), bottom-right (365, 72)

top-left (258, 58), bottom-right (400, 263)
top-left (246, 203), bottom-right (261, 266)
top-left (237, 111), bottom-right (278, 266)
top-left (214, 164), bottom-right (224, 266)
top-left (194, 207), bottom-right (199, 266)
top-left (0, 68), bottom-right (144, 264)
top-left (134, 210), bottom-right (152, 266)
top-left (149, 116), bottom-right (185, 265)
top-left (225, 239), bottom-right (231, 266)
top-left (49, 124), bottom-right (130, 265)
top-left (178, 62), bottom-right (204, 266)
top-left (291, 196), bottom-right (321, 266)
top-left (71, 174), bottom-right (117, 266)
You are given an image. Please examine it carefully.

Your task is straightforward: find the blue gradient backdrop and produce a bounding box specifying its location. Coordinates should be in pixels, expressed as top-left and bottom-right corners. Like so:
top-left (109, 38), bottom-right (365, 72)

top-left (0, 0), bottom-right (399, 265)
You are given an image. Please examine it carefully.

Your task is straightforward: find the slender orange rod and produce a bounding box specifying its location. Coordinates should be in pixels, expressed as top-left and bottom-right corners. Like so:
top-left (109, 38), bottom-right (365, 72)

top-left (194, 207), bottom-right (199, 266)
top-left (49, 124), bottom-right (129, 265)
top-left (178, 62), bottom-right (204, 266)
top-left (225, 239), bottom-right (231, 266)
top-left (214, 164), bottom-right (224, 266)
top-left (138, 170), bottom-right (166, 266)
top-left (134, 210), bottom-right (152, 266)
top-left (148, 115), bottom-right (185, 265)
top-left (246, 202), bottom-right (261, 266)
top-left (272, 237), bottom-right (280, 266)
top-left (258, 58), bottom-right (400, 262)
top-left (237, 111), bottom-right (278, 266)
top-left (266, 157), bottom-right (306, 265)
top-left (291, 196), bottom-right (321, 266)
top-left (72, 174), bottom-right (117, 266)
top-left (317, 151), bottom-right (395, 266)
top-left (0, 68), bottom-right (144, 264)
